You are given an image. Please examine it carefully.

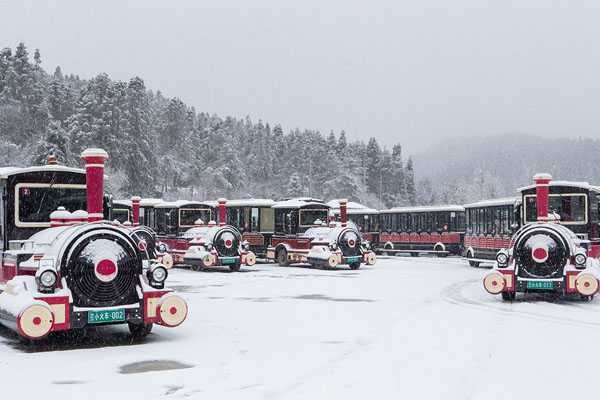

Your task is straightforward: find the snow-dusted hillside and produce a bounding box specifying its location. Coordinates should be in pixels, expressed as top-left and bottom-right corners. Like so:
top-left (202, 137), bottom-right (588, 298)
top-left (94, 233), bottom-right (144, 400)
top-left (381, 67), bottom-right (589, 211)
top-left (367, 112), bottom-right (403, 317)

top-left (1, 258), bottom-right (598, 399)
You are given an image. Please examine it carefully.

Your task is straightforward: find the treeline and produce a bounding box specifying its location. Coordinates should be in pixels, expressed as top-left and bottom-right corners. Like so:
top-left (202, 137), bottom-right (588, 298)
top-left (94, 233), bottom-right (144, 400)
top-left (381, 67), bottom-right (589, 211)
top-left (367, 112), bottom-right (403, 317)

top-left (0, 43), bottom-right (416, 207)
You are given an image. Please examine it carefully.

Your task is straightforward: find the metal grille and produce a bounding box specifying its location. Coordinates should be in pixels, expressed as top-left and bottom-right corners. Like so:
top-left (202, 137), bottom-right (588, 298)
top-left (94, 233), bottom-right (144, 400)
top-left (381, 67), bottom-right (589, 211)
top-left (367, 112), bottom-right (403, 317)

top-left (214, 229), bottom-right (240, 257)
top-left (516, 230), bottom-right (568, 279)
top-left (63, 233), bottom-right (141, 307)
top-left (339, 230), bottom-right (361, 257)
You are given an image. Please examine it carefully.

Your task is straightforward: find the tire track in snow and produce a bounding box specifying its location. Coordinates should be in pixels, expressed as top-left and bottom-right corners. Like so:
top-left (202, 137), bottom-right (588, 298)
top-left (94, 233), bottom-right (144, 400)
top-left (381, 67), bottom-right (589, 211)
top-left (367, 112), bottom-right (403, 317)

top-left (442, 279), bottom-right (600, 329)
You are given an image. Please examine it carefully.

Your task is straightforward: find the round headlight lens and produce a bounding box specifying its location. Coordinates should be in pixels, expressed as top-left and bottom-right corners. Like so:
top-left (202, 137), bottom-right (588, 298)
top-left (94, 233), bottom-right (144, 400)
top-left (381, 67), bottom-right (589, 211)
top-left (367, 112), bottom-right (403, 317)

top-left (39, 270), bottom-right (57, 288)
top-left (329, 241), bottom-right (338, 250)
top-left (575, 253), bottom-right (587, 266)
top-left (152, 266), bottom-right (168, 283)
top-left (496, 253), bottom-right (508, 266)
top-left (158, 243), bottom-right (167, 253)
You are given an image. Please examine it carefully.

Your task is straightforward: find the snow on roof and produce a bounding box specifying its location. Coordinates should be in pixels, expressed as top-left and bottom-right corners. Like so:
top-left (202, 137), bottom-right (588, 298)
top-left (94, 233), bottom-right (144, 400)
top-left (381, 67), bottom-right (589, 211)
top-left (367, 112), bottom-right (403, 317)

top-left (518, 180), bottom-right (600, 193)
top-left (272, 198), bottom-right (329, 209)
top-left (463, 197), bottom-right (519, 209)
top-left (225, 198), bottom-right (276, 207)
top-left (113, 199), bottom-right (132, 208)
top-left (380, 205), bottom-right (465, 214)
top-left (0, 165), bottom-right (86, 179)
top-left (327, 199), bottom-right (379, 215)
top-left (154, 200), bottom-right (215, 209)
top-left (140, 198), bottom-right (164, 207)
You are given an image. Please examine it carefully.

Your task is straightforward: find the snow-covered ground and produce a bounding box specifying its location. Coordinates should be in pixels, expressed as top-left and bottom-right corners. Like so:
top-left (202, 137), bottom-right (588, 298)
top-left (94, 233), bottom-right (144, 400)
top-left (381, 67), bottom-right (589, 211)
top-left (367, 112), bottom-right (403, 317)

top-left (2, 257), bottom-right (600, 399)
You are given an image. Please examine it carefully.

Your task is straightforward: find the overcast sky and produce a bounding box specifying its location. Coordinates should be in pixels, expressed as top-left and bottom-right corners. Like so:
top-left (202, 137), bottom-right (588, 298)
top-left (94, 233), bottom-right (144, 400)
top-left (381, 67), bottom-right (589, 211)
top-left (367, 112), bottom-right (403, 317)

top-left (1, 0), bottom-right (599, 152)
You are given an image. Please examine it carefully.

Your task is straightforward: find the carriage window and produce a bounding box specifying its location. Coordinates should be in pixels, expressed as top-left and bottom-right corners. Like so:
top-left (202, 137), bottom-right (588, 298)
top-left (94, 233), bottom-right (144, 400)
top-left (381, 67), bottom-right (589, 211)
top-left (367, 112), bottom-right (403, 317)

top-left (179, 208), bottom-right (212, 227)
top-left (251, 208), bottom-right (260, 231)
top-left (17, 185), bottom-right (87, 225)
top-left (156, 208), bottom-right (177, 235)
top-left (299, 209), bottom-right (328, 226)
top-left (524, 194), bottom-right (587, 224)
top-left (112, 208), bottom-right (130, 223)
top-left (260, 207), bottom-right (274, 232)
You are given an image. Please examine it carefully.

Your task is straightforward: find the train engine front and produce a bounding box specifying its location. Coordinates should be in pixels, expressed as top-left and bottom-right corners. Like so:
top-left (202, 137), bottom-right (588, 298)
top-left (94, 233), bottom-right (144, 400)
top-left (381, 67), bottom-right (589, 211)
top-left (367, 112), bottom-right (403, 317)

top-left (0, 149), bottom-right (188, 341)
top-left (484, 174), bottom-right (600, 301)
top-left (303, 199), bottom-right (377, 270)
top-left (182, 199), bottom-right (256, 271)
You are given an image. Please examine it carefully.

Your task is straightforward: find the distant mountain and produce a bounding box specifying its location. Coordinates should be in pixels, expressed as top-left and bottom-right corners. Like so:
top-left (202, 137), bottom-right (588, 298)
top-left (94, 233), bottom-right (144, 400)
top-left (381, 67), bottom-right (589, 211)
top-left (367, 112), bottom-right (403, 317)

top-left (413, 134), bottom-right (600, 205)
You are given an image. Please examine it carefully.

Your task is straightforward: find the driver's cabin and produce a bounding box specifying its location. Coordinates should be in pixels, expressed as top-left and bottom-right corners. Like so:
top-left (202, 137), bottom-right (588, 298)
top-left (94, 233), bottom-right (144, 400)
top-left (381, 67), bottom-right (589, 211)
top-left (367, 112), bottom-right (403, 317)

top-left (272, 198), bottom-right (330, 235)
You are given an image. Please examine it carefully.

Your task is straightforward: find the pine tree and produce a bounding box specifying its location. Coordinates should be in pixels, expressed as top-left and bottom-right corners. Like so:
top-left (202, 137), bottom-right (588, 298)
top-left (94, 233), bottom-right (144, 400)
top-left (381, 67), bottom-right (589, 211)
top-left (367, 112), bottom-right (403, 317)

top-left (405, 157), bottom-right (416, 205)
top-left (365, 137), bottom-right (382, 195)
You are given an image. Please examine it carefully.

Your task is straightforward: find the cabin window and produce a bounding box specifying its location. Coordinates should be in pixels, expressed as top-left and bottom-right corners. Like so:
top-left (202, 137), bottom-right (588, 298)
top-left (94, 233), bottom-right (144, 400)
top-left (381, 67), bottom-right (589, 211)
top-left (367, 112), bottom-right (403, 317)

top-left (15, 184), bottom-right (87, 227)
top-left (112, 208), bottom-right (130, 223)
top-left (155, 208), bottom-right (177, 235)
top-left (524, 194), bottom-right (587, 224)
top-left (299, 209), bottom-right (328, 227)
top-left (179, 208), bottom-right (212, 227)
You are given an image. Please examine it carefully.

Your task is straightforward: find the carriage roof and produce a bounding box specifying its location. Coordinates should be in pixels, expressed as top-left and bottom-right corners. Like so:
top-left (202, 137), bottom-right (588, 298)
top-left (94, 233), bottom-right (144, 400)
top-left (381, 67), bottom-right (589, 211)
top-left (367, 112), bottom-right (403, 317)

top-left (463, 197), bottom-right (519, 209)
top-left (327, 199), bottom-right (379, 215)
top-left (0, 165), bottom-right (86, 179)
top-left (154, 200), bottom-right (215, 209)
top-left (517, 180), bottom-right (600, 193)
top-left (113, 199), bottom-right (132, 208)
top-left (380, 205), bottom-right (465, 214)
top-left (272, 198), bottom-right (330, 209)
top-left (140, 198), bottom-right (164, 207)
top-left (225, 198), bottom-right (275, 207)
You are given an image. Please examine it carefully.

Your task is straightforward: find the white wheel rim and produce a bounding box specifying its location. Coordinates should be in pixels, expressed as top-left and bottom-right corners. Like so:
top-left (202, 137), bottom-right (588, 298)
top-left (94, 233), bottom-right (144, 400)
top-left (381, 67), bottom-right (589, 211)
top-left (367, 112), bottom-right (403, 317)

top-left (576, 274), bottom-right (598, 296)
top-left (158, 296), bottom-right (188, 327)
top-left (19, 304), bottom-right (54, 339)
top-left (483, 273), bottom-right (506, 294)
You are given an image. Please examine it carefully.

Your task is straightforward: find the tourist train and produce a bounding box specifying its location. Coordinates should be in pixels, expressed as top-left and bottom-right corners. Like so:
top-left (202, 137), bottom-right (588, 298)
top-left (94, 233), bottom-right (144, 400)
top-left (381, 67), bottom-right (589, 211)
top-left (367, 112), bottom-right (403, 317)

top-left (483, 174), bottom-right (600, 300)
top-left (0, 150), bottom-right (187, 341)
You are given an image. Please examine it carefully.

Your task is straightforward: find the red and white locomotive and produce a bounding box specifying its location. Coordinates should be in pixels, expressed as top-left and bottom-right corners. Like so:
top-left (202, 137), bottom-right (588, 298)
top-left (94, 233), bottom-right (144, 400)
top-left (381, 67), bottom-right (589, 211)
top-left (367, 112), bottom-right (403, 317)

top-left (484, 174), bottom-right (600, 301)
top-left (265, 198), bottom-right (376, 269)
top-left (181, 199), bottom-right (257, 271)
top-left (0, 149), bottom-right (187, 341)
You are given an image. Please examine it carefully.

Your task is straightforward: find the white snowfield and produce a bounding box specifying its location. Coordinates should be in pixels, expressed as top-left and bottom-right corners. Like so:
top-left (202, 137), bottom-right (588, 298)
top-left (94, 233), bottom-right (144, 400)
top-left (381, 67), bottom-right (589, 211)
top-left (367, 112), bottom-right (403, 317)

top-left (1, 257), bottom-right (600, 399)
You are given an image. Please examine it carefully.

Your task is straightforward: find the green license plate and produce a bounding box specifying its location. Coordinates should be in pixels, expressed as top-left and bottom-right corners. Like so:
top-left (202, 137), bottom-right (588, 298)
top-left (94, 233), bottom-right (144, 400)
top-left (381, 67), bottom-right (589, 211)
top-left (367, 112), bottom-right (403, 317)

top-left (221, 257), bottom-right (237, 265)
top-left (88, 308), bottom-right (126, 324)
top-left (345, 256), bottom-right (361, 262)
top-left (526, 281), bottom-right (554, 290)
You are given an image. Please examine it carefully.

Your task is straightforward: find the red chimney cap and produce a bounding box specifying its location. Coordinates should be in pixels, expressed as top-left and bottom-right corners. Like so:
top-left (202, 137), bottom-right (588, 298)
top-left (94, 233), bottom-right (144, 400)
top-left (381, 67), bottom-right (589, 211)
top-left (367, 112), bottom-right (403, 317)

top-left (81, 148), bottom-right (109, 160)
top-left (533, 173), bottom-right (552, 182)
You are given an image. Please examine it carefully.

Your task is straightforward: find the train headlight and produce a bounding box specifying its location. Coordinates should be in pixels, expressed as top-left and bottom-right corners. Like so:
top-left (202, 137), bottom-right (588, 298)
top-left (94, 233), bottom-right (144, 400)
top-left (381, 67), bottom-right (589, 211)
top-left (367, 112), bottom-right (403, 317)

top-left (147, 263), bottom-right (168, 289)
top-left (329, 241), bottom-right (338, 251)
top-left (496, 251), bottom-right (509, 267)
top-left (206, 242), bottom-right (213, 251)
top-left (157, 242), bottom-right (168, 253)
top-left (361, 240), bottom-right (371, 250)
top-left (575, 253), bottom-right (587, 268)
top-left (37, 269), bottom-right (58, 292)
top-left (242, 240), bottom-right (250, 251)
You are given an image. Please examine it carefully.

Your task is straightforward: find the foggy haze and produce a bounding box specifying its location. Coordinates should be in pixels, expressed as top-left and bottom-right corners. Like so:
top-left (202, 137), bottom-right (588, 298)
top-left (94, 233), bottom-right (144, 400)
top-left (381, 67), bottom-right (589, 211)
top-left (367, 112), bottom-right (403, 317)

top-left (1, 0), bottom-right (599, 152)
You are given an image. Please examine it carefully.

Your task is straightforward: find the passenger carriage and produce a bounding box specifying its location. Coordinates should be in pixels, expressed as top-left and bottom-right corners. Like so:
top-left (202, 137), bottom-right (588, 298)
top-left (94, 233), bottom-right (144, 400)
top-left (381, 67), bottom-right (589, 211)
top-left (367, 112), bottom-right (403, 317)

top-left (327, 199), bottom-right (380, 245)
top-left (225, 199), bottom-right (276, 257)
top-left (265, 199), bottom-right (376, 269)
top-left (463, 197), bottom-right (520, 267)
top-left (483, 174), bottom-right (600, 301)
top-left (0, 150), bottom-right (187, 341)
top-left (377, 205), bottom-right (465, 256)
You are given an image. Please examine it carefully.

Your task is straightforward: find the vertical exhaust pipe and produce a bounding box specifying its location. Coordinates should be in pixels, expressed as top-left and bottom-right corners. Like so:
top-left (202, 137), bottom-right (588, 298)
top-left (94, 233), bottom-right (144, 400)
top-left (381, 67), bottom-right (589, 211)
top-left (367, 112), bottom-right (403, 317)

top-left (131, 196), bottom-right (141, 226)
top-left (218, 198), bottom-right (227, 226)
top-left (339, 199), bottom-right (348, 227)
top-left (533, 173), bottom-right (552, 221)
top-left (81, 148), bottom-right (108, 222)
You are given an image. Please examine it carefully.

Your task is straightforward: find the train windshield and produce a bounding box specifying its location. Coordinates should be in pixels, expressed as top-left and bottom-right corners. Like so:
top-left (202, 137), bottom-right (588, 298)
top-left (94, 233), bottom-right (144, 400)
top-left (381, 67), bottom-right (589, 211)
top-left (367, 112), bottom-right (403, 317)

top-left (299, 209), bottom-right (329, 226)
top-left (112, 208), bottom-right (130, 223)
top-left (179, 208), bottom-right (212, 227)
top-left (524, 194), bottom-right (587, 224)
top-left (17, 185), bottom-right (87, 225)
